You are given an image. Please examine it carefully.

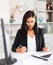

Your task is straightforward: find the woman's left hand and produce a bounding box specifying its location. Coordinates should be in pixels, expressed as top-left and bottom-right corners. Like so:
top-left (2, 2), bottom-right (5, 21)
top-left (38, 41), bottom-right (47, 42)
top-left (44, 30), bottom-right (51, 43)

top-left (42, 47), bottom-right (49, 52)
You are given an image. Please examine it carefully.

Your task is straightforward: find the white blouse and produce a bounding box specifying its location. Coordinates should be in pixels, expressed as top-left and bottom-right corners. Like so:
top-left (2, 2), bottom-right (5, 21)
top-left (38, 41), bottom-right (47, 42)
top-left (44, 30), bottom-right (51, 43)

top-left (27, 34), bottom-right (36, 52)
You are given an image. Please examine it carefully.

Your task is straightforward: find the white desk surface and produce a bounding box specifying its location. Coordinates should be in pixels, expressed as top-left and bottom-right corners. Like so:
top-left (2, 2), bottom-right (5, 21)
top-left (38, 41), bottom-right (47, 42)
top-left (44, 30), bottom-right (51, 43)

top-left (11, 51), bottom-right (53, 65)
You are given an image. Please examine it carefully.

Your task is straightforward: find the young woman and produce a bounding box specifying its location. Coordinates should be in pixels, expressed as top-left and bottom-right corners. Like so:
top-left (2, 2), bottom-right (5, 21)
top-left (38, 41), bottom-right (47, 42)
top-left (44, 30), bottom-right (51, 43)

top-left (12, 10), bottom-right (49, 53)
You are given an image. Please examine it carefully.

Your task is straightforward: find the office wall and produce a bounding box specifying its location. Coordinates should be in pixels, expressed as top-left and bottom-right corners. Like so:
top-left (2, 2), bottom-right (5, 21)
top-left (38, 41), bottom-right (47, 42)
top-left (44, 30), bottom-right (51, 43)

top-left (0, 0), bottom-right (9, 56)
top-left (0, 0), bottom-right (9, 24)
top-left (10, 0), bottom-right (36, 24)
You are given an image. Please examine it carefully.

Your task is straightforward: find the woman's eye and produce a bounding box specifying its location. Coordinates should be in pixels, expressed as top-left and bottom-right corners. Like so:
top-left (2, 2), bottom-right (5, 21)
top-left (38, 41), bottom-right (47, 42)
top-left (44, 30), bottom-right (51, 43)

top-left (27, 21), bottom-right (30, 23)
top-left (31, 21), bottom-right (33, 23)
top-left (26, 21), bottom-right (34, 23)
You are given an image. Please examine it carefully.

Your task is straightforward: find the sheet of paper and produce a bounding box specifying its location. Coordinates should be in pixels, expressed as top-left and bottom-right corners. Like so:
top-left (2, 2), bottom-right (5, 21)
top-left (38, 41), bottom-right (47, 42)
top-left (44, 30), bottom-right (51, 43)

top-left (11, 51), bottom-right (52, 58)
top-left (11, 51), bottom-right (53, 65)
top-left (21, 55), bottom-right (47, 65)
top-left (24, 51), bottom-right (52, 57)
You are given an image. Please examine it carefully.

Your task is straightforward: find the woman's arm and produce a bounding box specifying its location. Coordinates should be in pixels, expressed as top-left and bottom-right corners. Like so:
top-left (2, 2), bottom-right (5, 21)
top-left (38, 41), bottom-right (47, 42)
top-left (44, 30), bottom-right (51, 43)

top-left (12, 30), bottom-right (21, 52)
top-left (40, 28), bottom-right (49, 52)
top-left (12, 29), bottom-right (27, 53)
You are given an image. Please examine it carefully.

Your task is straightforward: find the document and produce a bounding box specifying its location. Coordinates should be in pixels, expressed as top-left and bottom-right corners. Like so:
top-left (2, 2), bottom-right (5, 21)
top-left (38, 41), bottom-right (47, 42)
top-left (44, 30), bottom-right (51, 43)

top-left (25, 51), bottom-right (52, 57)
top-left (11, 51), bottom-right (53, 65)
top-left (21, 55), bottom-right (47, 65)
top-left (11, 51), bottom-right (52, 59)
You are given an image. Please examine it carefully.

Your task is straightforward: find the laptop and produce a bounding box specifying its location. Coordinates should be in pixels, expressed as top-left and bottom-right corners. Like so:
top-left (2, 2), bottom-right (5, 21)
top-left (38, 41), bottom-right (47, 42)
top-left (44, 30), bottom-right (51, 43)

top-left (0, 19), bottom-right (17, 65)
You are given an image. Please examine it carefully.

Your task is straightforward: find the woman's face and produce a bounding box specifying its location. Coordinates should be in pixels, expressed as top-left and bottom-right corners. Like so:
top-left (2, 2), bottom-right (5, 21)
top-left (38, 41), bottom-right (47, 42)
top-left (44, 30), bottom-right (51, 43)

top-left (26, 17), bottom-right (35, 30)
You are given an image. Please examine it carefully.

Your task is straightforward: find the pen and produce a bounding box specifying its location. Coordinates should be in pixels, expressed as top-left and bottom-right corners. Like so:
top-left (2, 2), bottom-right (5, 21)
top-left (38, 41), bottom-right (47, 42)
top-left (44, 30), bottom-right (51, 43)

top-left (18, 44), bottom-right (22, 48)
top-left (31, 55), bottom-right (48, 61)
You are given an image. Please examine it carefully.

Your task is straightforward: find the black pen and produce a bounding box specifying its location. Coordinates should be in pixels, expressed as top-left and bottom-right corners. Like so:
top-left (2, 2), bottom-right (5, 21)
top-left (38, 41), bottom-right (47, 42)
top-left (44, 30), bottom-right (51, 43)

top-left (31, 55), bottom-right (48, 61)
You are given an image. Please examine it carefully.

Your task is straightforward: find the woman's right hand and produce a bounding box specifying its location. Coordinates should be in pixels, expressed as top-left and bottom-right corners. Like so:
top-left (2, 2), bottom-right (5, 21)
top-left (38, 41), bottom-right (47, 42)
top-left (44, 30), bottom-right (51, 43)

top-left (16, 46), bottom-right (27, 53)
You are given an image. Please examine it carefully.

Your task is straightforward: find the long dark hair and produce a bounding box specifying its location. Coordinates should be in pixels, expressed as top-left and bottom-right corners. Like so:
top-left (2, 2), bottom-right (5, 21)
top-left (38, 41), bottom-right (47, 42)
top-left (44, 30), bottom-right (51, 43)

top-left (21, 10), bottom-right (38, 34)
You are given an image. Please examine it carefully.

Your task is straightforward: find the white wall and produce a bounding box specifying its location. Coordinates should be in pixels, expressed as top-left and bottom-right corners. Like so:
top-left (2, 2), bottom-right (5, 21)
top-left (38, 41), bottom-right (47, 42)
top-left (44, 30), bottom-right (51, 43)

top-left (0, 0), bottom-right (9, 24)
top-left (0, 0), bottom-right (10, 56)
top-left (10, 0), bottom-right (36, 24)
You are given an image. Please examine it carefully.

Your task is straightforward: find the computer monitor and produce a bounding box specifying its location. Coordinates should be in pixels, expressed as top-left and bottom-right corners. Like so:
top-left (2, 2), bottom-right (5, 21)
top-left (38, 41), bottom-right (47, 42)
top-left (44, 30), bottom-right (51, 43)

top-left (0, 19), bottom-right (17, 65)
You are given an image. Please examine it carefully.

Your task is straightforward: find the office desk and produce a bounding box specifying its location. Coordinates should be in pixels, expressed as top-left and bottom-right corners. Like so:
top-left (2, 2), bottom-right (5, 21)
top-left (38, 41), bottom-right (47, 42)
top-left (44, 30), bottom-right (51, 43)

top-left (11, 51), bottom-right (52, 65)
